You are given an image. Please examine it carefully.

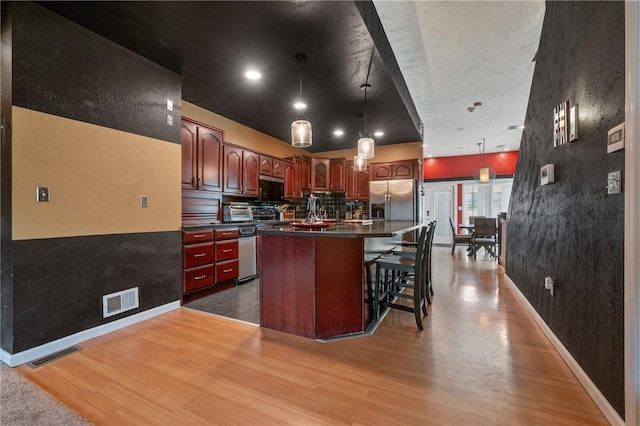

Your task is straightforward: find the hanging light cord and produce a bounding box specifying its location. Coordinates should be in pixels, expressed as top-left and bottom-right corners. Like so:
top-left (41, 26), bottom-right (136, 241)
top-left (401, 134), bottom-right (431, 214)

top-left (363, 48), bottom-right (374, 135)
top-left (299, 62), bottom-right (303, 102)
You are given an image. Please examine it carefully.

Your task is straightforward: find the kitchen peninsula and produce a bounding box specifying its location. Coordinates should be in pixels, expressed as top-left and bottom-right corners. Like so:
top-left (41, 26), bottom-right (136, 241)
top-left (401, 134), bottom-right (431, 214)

top-left (258, 221), bottom-right (421, 339)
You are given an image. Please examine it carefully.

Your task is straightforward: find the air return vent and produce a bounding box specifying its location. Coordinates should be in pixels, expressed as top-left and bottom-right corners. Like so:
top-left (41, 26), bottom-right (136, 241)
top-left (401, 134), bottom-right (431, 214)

top-left (103, 287), bottom-right (139, 318)
top-left (28, 346), bottom-right (81, 368)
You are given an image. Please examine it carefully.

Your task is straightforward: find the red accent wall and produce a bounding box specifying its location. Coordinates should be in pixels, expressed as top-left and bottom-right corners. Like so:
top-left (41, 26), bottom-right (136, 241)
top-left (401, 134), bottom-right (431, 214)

top-left (423, 151), bottom-right (519, 181)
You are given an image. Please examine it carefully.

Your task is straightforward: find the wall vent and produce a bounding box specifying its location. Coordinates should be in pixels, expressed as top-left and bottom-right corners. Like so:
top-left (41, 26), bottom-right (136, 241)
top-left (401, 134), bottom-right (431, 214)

top-left (103, 287), bottom-right (139, 318)
top-left (27, 346), bottom-right (81, 368)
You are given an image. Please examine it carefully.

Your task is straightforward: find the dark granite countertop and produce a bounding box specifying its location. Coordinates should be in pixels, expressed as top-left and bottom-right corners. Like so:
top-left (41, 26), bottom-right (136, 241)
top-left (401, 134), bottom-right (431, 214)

top-left (258, 220), bottom-right (422, 238)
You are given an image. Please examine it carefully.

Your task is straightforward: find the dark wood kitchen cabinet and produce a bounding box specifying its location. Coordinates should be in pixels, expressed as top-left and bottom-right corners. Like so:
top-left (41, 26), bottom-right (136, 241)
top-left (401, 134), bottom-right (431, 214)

top-left (301, 156), bottom-right (312, 190)
top-left (283, 160), bottom-right (299, 199)
top-left (182, 230), bottom-right (215, 294)
top-left (181, 119), bottom-right (222, 192)
top-left (370, 160), bottom-right (415, 181)
top-left (312, 158), bottom-right (330, 192)
top-left (214, 228), bottom-right (239, 285)
top-left (259, 155), bottom-right (285, 179)
top-left (223, 144), bottom-right (259, 196)
top-left (345, 160), bottom-right (369, 200)
top-left (329, 158), bottom-right (346, 192)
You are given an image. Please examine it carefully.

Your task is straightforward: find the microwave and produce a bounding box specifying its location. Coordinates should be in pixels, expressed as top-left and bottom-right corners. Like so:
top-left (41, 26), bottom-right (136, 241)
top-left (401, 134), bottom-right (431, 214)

top-left (258, 176), bottom-right (284, 202)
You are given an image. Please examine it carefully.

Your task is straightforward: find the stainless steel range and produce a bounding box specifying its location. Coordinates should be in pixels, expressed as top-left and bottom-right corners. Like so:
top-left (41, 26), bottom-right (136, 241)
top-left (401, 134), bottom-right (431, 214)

top-left (251, 205), bottom-right (277, 221)
top-left (222, 202), bottom-right (257, 284)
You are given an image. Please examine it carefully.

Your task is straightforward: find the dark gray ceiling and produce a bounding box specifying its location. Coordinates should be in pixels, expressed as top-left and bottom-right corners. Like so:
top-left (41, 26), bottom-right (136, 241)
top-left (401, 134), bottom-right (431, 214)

top-left (38, 1), bottom-right (423, 153)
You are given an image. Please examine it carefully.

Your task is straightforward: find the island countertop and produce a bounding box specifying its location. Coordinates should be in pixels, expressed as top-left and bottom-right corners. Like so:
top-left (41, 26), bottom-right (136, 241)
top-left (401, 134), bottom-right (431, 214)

top-left (258, 220), bottom-right (421, 238)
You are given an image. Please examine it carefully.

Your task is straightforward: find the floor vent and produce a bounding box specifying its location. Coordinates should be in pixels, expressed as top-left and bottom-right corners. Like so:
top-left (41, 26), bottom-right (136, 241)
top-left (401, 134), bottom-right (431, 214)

top-left (103, 287), bottom-right (139, 318)
top-left (27, 346), bottom-right (81, 368)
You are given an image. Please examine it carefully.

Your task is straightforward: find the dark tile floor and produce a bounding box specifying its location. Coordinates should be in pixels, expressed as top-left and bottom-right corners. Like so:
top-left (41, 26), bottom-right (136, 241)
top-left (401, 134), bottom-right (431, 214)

top-left (183, 279), bottom-right (260, 324)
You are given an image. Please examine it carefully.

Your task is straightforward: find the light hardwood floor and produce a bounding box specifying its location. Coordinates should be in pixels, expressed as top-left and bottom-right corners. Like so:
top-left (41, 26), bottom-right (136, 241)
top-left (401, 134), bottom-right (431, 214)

top-left (17, 247), bottom-right (608, 425)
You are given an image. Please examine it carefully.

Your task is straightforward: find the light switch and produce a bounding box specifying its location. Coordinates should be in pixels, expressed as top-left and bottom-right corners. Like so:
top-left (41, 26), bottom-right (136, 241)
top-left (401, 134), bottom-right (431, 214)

top-left (166, 99), bottom-right (174, 111)
top-left (36, 186), bottom-right (49, 202)
top-left (140, 195), bottom-right (148, 207)
top-left (166, 114), bottom-right (174, 126)
top-left (607, 171), bottom-right (621, 194)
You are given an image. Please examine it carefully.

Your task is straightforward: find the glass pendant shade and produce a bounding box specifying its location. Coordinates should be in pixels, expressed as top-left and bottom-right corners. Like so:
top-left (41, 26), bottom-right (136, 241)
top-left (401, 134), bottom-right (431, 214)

top-left (357, 136), bottom-right (375, 159)
top-left (353, 154), bottom-right (367, 172)
top-left (473, 166), bottom-right (496, 184)
top-left (473, 138), bottom-right (496, 184)
top-left (291, 118), bottom-right (312, 147)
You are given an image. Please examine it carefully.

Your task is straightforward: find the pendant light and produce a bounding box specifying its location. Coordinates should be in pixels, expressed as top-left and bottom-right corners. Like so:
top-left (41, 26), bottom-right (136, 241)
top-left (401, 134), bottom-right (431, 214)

top-left (473, 138), bottom-right (496, 184)
top-left (353, 154), bottom-right (368, 172)
top-left (291, 53), bottom-right (312, 148)
top-left (357, 83), bottom-right (374, 159)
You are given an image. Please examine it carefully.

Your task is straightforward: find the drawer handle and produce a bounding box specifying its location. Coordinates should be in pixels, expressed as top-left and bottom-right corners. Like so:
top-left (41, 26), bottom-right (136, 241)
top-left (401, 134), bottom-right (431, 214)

top-left (223, 268), bottom-right (233, 273)
top-left (222, 249), bottom-right (232, 253)
top-left (222, 232), bottom-right (232, 236)
top-left (193, 274), bottom-right (207, 280)
top-left (194, 234), bottom-right (206, 238)
top-left (193, 253), bottom-right (207, 258)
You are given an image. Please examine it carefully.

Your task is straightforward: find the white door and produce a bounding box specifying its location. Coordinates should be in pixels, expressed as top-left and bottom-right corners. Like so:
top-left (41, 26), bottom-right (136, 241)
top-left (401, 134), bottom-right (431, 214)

top-left (424, 185), bottom-right (455, 245)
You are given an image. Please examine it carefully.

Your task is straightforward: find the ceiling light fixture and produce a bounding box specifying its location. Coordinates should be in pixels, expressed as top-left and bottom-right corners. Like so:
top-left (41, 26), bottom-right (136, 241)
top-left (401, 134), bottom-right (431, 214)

top-left (291, 53), bottom-right (312, 148)
top-left (374, 131), bottom-right (384, 137)
top-left (357, 83), bottom-right (374, 159)
top-left (334, 129), bottom-right (344, 136)
top-left (244, 69), bottom-right (262, 80)
top-left (473, 138), bottom-right (496, 184)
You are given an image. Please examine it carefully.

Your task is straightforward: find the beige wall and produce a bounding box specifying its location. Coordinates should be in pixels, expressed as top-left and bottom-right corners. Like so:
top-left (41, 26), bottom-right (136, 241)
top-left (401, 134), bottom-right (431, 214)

top-left (319, 141), bottom-right (423, 163)
top-left (12, 107), bottom-right (181, 240)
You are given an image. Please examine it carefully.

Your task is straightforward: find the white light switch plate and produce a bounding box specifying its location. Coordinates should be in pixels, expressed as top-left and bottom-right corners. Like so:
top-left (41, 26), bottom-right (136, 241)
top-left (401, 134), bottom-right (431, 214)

top-left (608, 171), bottom-right (621, 194)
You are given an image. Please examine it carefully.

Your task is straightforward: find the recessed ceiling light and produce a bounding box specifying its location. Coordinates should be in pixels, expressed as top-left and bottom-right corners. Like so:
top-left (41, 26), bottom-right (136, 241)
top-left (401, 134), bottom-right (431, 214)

top-left (519, 125), bottom-right (526, 129)
top-left (426, 154), bottom-right (433, 158)
top-left (333, 129), bottom-right (344, 136)
top-left (294, 101), bottom-right (307, 110)
top-left (503, 147), bottom-right (510, 151)
top-left (244, 70), bottom-right (262, 80)
top-left (422, 143), bottom-right (428, 147)
top-left (374, 131), bottom-right (384, 137)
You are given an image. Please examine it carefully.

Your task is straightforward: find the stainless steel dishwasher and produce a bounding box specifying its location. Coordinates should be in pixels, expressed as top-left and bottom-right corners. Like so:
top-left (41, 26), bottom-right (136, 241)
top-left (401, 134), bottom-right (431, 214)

top-left (237, 224), bottom-right (257, 284)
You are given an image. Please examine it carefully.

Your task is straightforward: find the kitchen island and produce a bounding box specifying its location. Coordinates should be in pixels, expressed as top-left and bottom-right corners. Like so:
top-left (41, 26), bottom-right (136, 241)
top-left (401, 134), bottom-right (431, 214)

top-left (258, 221), bottom-right (421, 339)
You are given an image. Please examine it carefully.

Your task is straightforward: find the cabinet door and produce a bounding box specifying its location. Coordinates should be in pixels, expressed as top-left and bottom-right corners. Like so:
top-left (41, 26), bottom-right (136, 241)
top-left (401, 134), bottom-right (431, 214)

top-left (223, 144), bottom-right (243, 194)
top-left (301, 156), bottom-right (312, 190)
top-left (357, 170), bottom-right (370, 199)
top-left (345, 160), bottom-right (356, 200)
top-left (272, 159), bottom-right (285, 179)
top-left (329, 158), bottom-right (346, 191)
top-left (371, 163), bottom-right (393, 181)
top-left (312, 159), bottom-right (330, 191)
top-left (181, 121), bottom-right (198, 190)
top-left (284, 161), bottom-right (296, 199)
top-left (242, 150), bottom-right (260, 196)
top-left (392, 160), bottom-right (414, 179)
top-left (198, 126), bottom-right (223, 191)
top-left (259, 155), bottom-right (273, 176)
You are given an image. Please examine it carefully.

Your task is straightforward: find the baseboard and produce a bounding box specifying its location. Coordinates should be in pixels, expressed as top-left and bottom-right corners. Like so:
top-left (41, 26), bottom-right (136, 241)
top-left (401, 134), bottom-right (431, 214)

top-left (0, 301), bottom-right (181, 367)
top-left (503, 272), bottom-right (624, 426)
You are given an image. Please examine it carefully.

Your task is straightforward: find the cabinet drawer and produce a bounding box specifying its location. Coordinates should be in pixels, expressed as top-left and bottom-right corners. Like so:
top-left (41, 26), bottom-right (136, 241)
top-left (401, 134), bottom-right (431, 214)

top-left (215, 228), bottom-right (239, 240)
top-left (184, 264), bottom-right (214, 293)
top-left (216, 259), bottom-right (239, 283)
top-left (216, 240), bottom-right (238, 261)
top-left (184, 242), bottom-right (214, 268)
top-left (184, 230), bottom-right (214, 244)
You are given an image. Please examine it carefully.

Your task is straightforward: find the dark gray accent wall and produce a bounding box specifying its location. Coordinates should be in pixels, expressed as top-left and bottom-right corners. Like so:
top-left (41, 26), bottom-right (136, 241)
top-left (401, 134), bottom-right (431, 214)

top-left (12, 232), bottom-right (182, 352)
top-left (12, 2), bottom-right (181, 144)
top-left (507, 1), bottom-right (625, 417)
top-left (1, 1), bottom-right (15, 353)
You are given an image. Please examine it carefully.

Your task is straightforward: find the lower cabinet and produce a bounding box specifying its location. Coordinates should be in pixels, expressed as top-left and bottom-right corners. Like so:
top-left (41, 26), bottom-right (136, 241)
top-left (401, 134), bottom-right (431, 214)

top-left (182, 227), bottom-right (239, 299)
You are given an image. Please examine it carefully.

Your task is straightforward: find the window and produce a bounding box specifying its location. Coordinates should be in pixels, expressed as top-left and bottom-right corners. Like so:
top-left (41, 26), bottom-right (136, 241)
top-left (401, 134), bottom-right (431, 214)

top-left (462, 178), bottom-right (513, 225)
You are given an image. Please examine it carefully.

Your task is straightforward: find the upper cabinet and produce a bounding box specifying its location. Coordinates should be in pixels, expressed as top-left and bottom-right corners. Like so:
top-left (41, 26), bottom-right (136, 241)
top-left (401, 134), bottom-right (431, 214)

top-left (312, 158), bottom-right (330, 192)
top-left (345, 160), bottom-right (369, 200)
top-left (329, 158), bottom-right (346, 192)
top-left (301, 156), bottom-right (312, 190)
top-left (181, 119), bottom-right (222, 192)
top-left (371, 160), bottom-right (415, 181)
top-left (223, 144), bottom-right (259, 196)
top-left (284, 156), bottom-right (310, 200)
top-left (259, 155), bottom-right (285, 179)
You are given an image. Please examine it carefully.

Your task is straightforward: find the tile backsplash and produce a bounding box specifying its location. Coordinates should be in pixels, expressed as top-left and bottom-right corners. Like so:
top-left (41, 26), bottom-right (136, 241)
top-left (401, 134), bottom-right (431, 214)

top-left (285, 193), bottom-right (368, 220)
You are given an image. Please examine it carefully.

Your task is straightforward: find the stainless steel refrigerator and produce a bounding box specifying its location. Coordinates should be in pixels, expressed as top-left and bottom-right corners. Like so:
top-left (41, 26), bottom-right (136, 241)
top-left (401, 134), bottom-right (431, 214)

top-left (369, 179), bottom-right (417, 221)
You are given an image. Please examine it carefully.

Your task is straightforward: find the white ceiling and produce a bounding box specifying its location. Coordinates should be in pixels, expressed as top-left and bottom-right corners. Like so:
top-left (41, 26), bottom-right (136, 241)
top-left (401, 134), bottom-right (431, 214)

top-left (373, 0), bottom-right (545, 157)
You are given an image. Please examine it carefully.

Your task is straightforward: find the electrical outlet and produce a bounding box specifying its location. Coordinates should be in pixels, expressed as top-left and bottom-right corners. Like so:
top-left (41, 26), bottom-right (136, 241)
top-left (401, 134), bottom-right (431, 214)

top-left (608, 171), bottom-right (621, 194)
top-left (544, 276), bottom-right (555, 297)
top-left (140, 195), bottom-right (148, 207)
top-left (36, 186), bottom-right (49, 202)
top-left (166, 114), bottom-right (174, 126)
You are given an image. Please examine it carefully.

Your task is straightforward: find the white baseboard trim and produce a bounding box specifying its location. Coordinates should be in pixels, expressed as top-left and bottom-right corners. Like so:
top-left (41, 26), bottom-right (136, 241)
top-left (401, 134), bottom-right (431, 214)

top-left (503, 273), bottom-right (624, 426)
top-left (0, 301), bottom-right (181, 367)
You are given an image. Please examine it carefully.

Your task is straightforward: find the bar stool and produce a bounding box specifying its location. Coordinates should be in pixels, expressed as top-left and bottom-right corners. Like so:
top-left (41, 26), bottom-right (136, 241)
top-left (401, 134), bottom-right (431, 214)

top-left (373, 225), bottom-right (429, 330)
top-left (391, 221), bottom-right (436, 304)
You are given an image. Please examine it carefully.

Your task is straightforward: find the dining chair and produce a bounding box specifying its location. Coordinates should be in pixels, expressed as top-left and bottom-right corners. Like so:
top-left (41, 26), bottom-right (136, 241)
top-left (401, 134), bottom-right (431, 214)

top-left (470, 217), bottom-right (497, 259)
top-left (449, 217), bottom-right (472, 255)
